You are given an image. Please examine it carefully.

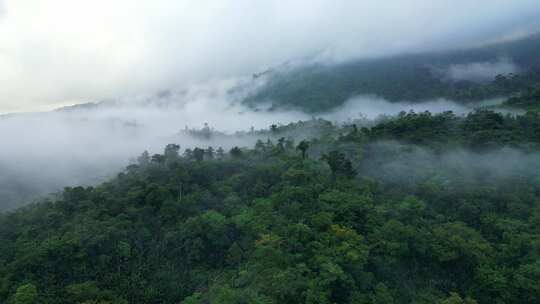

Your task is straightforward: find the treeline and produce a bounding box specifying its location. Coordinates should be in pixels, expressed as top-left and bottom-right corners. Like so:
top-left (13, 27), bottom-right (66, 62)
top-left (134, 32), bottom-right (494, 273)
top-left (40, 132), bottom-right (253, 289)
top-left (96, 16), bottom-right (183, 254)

top-left (503, 86), bottom-right (540, 111)
top-left (1, 110), bottom-right (540, 303)
top-left (365, 109), bottom-right (540, 149)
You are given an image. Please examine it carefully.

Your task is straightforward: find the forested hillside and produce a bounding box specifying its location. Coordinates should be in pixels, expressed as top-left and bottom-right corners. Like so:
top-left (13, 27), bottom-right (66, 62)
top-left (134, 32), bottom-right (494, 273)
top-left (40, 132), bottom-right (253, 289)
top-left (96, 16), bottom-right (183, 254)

top-left (1, 110), bottom-right (540, 304)
top-left (245, 34), bottom-right (540, 112)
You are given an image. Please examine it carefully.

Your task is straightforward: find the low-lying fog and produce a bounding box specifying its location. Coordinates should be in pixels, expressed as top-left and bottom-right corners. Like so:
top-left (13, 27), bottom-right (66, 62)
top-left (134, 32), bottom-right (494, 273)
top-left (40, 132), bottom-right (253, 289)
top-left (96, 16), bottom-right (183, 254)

top-left (444, 58), bottom-right (520, 83)
top-left (360, 142), bottom-right (540, 187)
top-left (0, 79), bottom-right (511, 210)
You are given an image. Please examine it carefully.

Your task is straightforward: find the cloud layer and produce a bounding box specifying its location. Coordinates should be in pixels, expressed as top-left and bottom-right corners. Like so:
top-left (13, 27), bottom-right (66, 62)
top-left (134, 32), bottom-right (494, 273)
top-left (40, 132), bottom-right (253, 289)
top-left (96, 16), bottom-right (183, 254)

top-left (1, 0), bottom-right (539, 112)
top-left (0, 76), bottom-right (511, 210)
top-left (445, 58), bottom-right (520, 82)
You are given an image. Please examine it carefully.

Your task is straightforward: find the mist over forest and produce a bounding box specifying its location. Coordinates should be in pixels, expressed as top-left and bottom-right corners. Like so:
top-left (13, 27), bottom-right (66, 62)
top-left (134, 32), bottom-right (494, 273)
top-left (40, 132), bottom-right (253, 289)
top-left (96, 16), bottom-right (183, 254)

top-left (1, 1), bottom-right (540, 304)
top-left (3, 33), bottom-right (540, 210)
top-left (0, 82), bottom-right (511, 211)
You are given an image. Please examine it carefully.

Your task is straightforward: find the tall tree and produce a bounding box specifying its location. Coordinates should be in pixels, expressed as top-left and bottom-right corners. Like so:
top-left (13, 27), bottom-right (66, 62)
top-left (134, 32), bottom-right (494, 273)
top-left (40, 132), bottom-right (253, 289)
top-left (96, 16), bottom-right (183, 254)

top-left (229, 147), bottom-right (243, 158)
top-left (205, 147), bottom-right (215, 160)
top-left (137, 150), bottom-right (150, 167)
top-left (296, 140), bottom-right (310, 159)
top-left (193, 148), bottom-right (205, 162)
top-left (183, 148), bottom-right (194, 160)
top-left (14, 283), bottom-right (38, 304)
top-left (216, 147), bottom-right (225, 159)
top-left (321, 150), bottom-right (356, 178)
top-left (164, 144), bottom-right (180, 163)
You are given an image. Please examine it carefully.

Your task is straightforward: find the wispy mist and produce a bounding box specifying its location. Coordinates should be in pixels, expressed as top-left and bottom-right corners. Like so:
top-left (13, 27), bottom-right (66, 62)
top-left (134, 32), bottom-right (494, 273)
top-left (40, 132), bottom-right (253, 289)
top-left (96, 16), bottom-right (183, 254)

top-left (1, 0), bottom-right (539, 112)
top-left (360, 141), bottom-right (540, 187)
top-left (444, 58), bottom-right (520, 82)
top-left (1, 0), bottom-right (539, 209)
top-left (0, 76), bottom-right (512, 210)
top-left (325, 96), bottom-right (506, 121)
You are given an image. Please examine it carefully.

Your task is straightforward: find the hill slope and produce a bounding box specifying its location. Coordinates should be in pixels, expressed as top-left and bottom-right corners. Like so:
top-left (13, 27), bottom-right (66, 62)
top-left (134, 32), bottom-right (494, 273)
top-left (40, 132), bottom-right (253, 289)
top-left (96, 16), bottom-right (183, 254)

top-left (1, 110), bottom-right (540, 303)
top-left (245, 34), bottom-right (540, 112)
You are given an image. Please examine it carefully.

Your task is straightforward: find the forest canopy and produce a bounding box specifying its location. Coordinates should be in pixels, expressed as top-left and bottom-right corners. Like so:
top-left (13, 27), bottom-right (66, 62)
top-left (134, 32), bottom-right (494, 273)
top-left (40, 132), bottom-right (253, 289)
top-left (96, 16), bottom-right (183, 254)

top-left (244, 34), bottom-right (540, 113)
top-left (1, 110), bottom-right (540, 303)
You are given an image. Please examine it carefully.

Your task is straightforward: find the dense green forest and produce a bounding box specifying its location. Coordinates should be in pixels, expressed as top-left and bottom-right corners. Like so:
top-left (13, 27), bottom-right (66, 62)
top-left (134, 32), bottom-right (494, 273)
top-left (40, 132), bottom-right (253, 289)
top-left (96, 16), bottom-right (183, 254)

top-left (4, 34), bottom-right (540, 212)
top-left (503, 86), bottom-right (540, 111)
top-left (244, 34), bottom-right (540, 112)
top-left (1, 110), bottom-right (540, 303)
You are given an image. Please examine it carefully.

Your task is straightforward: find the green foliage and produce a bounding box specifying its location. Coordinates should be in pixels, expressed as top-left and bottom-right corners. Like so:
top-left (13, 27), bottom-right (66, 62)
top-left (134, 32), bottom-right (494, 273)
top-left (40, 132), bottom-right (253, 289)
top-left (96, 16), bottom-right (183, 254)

top-left (14, 284), bottom-right (37, 304)
top-left (296, 140), bottom-right (310, 160)
top-left (230, 146), bottom-right (244, 158)
top-left (321, 151), bottom-right (356, 179)
top-left (1, 110), bottom-right (540, 303)
top-left (439, 292), bottom-right (477, 304)
top-left (244, 35), bottom-right (540, 113)
top-left (366, 109), bottom-right (540, 150)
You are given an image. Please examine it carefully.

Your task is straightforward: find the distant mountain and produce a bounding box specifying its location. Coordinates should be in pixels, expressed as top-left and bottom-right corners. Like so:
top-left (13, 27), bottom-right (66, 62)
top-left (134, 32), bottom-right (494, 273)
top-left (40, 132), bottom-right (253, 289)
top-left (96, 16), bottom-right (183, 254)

top-left (244, 33), bottom-right (540, 112)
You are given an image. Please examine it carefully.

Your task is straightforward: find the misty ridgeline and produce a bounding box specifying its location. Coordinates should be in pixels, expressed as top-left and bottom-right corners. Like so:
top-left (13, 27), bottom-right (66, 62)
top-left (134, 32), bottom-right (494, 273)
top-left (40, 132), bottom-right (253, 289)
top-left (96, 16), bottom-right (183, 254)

top-left (2, 106), bottom-right (540, 303)
top-left (2, 6), bottom-right (540, 304)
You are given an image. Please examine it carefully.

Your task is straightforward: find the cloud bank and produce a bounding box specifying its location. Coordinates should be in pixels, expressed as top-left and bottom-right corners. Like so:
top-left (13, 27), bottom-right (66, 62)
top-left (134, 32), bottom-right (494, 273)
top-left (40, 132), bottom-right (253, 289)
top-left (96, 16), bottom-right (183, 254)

top-left (359, 142), bottom-right (540, 191)
top-left (1, 0), bottom-right (539, 112)
top-left (0, 77), bottom-right (510, 210)
top-left (445, 58), bottom-right (520, 82)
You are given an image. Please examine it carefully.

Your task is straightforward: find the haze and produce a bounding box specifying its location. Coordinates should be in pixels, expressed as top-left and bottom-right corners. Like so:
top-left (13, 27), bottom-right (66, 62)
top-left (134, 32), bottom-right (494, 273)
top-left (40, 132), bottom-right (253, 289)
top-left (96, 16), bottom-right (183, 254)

top-left (1, 0), bottom-right (540, 113)
top-left (0, 1), bottom-right (539, 210)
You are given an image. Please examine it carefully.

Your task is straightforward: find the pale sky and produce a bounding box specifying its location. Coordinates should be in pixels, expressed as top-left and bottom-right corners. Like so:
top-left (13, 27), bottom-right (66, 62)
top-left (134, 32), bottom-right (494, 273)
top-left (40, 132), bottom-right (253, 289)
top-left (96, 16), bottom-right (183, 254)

top-left (0, 0), bottom-right (539, 113)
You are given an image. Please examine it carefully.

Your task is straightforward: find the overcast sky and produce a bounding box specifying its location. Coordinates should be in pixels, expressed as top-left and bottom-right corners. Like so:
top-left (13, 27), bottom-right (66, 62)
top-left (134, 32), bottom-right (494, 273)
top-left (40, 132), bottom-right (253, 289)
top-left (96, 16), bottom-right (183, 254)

top-left (1, 0), bottom-right (539, 113)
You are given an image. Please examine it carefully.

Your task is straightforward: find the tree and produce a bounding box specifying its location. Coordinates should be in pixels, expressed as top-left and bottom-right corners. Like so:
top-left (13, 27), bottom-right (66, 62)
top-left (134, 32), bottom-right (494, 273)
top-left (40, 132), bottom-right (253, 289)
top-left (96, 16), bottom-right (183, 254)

top-left (183, 148), bottom-right (193, 160)
top-left (230, 147), bottom-right (243, 159)
top-left (5, 109), bottom-right (540, 303)
top-left (137, 150), bottom-right (150, 167)
top-left (296, 140), bottom-right (310, 159)
top-left (193, 148), bottom-right (205, 162)
top-left (276, 137), bottom-right (286, 154)
top-left (205, 147), bottom-right (215, 160)
top-left (321, 151), bottom-right (356, 178)
top-left (66, 281), bottom-right (103, 303)
top-left (255, 140), bottom-right (266, 154)
top-left (202, 123), bottom-right (212, 139)
top-left (151, 154), bottom-right (165, 164)
top-left (265, 139), bottom-right (274, 152)
top-left (216, 147), bottom-right (225, 159)
top-left (14, 283), bottom-right (38, 304)
top-left (164, 144), bottom-right (180, 163)
top-left (513, 261), bottom-right (540, 303)
top-left (285, 137), bottom-right (295, 150)
top-left (439, 292), bottom-right (477, 304)
top-left (371, 283), bottom-right (395, 304)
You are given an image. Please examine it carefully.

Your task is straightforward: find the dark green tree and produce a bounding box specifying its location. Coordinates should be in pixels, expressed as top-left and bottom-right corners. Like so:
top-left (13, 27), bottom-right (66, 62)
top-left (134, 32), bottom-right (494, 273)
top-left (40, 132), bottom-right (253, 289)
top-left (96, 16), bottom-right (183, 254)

top-left (14, 283), bottom-right (38, 304)
top-left (193, 148), bottom-right (205, 162)
top-left (164, 144), bottom-right (180, 163)
top-left (151, 154), bottom-right (165, 164)
top-left (321, 150), bottom-right (356, 178)
top-left (296, 140), bottom-right (310, 159)
top-left (229, 147), bottom-right (243, 158)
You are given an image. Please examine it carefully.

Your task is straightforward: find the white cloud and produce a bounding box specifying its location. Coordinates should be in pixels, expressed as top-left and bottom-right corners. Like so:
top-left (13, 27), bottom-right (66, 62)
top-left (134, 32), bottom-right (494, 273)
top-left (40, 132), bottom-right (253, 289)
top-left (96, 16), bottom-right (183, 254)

top-left (445, 58), bottom-right (520, 82)
top-left (0, 80), bottom-right (513, 209)
top-left (0, 0), bottom-right (539, 112)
